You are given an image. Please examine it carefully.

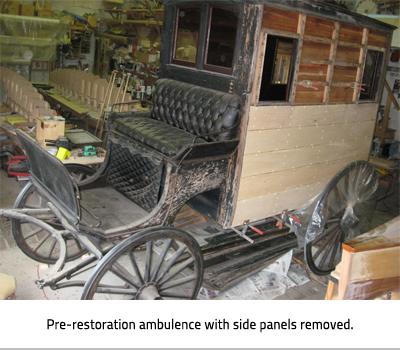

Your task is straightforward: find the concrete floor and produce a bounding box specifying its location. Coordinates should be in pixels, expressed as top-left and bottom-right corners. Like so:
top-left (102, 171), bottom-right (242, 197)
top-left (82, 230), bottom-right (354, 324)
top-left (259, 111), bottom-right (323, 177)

top-left (0, 166), bottom-right (399, 300)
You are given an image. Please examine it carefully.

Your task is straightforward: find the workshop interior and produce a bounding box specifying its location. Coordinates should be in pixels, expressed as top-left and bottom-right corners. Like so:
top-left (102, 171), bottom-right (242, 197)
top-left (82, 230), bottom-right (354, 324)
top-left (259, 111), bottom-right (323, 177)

top-left (0, 0), bottom-right (399, 301)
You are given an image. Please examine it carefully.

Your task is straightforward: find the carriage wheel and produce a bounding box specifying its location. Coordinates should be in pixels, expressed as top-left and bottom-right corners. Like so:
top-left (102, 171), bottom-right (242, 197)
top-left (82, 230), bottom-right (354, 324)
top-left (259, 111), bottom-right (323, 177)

top-left (305, 161), bottom-right (378, 275)
top-left (81, 227), bottom-right (204, 300)
top-left (11, 182), bottom-right (87, 264)
top-left (65, 164), bottom-right (96, 183)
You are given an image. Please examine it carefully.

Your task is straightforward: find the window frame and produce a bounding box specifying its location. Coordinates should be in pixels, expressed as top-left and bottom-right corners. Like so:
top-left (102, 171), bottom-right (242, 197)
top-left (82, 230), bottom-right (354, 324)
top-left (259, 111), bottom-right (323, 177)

top-left (360, 49), bottom-right (384, 101)
top-left (171, 5), bottom-right (202, 69)
top-left (202, 5), bottom-right (239, 76)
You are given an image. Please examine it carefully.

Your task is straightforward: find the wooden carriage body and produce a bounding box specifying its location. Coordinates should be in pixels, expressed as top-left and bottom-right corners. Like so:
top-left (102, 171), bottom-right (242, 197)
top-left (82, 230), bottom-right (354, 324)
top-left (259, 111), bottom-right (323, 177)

top-left (159, 0), bottom-right (395, 228)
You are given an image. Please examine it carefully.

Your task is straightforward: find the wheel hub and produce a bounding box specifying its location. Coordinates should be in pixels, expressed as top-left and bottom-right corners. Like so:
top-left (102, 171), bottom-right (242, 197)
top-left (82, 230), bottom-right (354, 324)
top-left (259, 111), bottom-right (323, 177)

top-left (135, 282), bottom-right (163, 300)
top-left (340, 205), bottom-right (359, 230)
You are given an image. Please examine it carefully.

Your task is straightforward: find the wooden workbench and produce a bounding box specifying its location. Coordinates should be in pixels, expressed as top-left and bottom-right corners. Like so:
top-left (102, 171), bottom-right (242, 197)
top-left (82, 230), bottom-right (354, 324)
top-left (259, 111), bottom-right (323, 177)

top-left (1, 115), bottom-right (105, 166)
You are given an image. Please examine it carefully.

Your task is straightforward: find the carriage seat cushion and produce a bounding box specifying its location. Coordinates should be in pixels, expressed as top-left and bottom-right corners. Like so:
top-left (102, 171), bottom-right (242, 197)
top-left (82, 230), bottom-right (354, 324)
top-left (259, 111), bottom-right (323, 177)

top-left (109, 78), bottom-right (240, 158)
top-left (112, 115), bottom-right (206, 158)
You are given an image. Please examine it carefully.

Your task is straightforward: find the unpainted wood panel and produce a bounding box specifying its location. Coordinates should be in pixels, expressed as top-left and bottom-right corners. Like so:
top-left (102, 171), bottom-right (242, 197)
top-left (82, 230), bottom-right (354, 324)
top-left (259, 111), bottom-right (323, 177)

top-left (348, 247), bottom-right (400, 281)
top-left (338, 24), bottom-right (364, 44)
top-left (238, 157), bottom-right (358, 200)
top-left (304, 16), bottom-right (334, 39)
top-left (244, 120), bottom-right (374, 155)
top-left (332, 66), bottom-right (358, 82)
top-left (335, 45), bottom-right (361, 64)
top-left (232, 180), bottom-right (330, 226)
top-left (241, 138), bottom-right (371, 177)
top-left (247, 103), bottom-right (378, 130)
top-left (294, 86), bottom-right (325, 103)
top-left (232, 148), bottom-right (371, 225)
top-left (262, 7), bottom-right (299, 33)
top-left (298, 63), bottom-right (328, 82)
top-left (367, 30), bottom-right (388, 48)
top-left (329, 86), bottom-right (354, 102)
top-left (301, 41), bottom-right (331, 61)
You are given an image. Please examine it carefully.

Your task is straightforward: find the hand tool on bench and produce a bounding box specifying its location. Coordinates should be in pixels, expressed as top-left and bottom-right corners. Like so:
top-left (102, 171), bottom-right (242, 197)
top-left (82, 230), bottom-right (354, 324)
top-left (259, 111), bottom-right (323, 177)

top-left (45, 137), bottom-right (74, 151)
top-left (95, 70), bottom-right (117, 137)
top-left (98, 72), bottom-right (117, 139)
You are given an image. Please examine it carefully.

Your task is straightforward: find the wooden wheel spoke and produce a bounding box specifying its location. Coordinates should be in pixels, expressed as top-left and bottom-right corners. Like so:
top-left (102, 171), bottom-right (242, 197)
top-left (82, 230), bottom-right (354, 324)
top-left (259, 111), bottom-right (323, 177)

top-left (317, 229), bottom-right (340, 269)
top-left (110, 263), bottom-right (141, 289)
top-left (95, 287), bottom-right (137, 296)
top-left (312, 225), bottom-right (339, 260)
top-left (159, 257), bottom-right (195, 286)
top-left (159, 274), bottom-right (196, 291)
top-left (328, 230), bottom-right (343, 269)
top-left (23, 227), bottom-right (45, 240)
top-left (33, 232), bottom-right (51, 252)
top-left (144, 241), bottom-right (153, 283)
top-left (48, 238), bottom-right (57, 257)
top-left (150, 238), bottom-right (173, 282)
top-left (155, 245), bottom-right (187, 283)
top-left (311, 224), bottom-right (339, 245)
top-left (128, 251), bottom-right (144, 285)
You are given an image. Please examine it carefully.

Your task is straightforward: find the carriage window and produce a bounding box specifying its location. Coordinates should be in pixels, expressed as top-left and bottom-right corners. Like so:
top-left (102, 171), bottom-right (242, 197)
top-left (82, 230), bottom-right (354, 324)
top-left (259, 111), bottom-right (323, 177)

top-left (360, 50), bottom-right (383, 100)
top-left (204, 7), bottom-right (238, 75)
top-left (172, 7), bottom-right (201, 67)
top-left (259, 36), bottom-right (296, 102)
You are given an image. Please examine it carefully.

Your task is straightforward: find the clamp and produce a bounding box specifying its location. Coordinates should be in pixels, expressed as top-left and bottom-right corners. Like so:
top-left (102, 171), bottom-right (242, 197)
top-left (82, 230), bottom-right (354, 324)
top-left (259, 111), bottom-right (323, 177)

top-left (299, 80), bottom-right (320, 90)
top-left (351, 82), bottom-right (366, 91)
top-left (275, 209), bottom-right (301, 230)
top-left (231, 220), bottom-right (264, 244)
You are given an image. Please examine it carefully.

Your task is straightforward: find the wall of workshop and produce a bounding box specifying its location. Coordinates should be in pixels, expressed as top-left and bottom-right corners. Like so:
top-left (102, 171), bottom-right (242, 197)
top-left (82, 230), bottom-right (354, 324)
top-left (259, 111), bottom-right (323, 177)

top-left (382, 55), bottom-right (400, 143)
top-left (18, 0), bottom-right (134, 74)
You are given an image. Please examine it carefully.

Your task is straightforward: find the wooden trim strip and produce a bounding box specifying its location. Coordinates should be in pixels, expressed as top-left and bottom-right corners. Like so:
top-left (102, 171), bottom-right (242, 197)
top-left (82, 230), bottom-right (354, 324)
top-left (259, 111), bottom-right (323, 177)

top-left (265, 28), bottom-right (300, 39)
top-left (353, 28), bottom-right (369, 102)
top-left (304, 35), bottom-right (335, 44)
top-left (300, 58), bottom-right (332, 65)
top-left (289, 13), bottom-right (306, 103)
top-left (334, 61), bottom-right (361, 68)
top-left (324, 22), bottom-right (340, 103)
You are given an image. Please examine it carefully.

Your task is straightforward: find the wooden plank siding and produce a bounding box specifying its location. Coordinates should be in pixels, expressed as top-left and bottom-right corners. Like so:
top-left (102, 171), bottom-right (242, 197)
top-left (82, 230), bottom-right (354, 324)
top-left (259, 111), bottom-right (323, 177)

top-left (255, 6), bottom-right (388, 105)
top-left (231, 103), bottom-right (378, 226)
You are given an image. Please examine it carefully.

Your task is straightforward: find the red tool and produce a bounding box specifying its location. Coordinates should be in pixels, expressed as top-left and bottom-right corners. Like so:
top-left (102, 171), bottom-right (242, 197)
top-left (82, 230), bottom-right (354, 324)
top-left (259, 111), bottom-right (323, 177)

top-left (244, 220), bottom-right (264, 235)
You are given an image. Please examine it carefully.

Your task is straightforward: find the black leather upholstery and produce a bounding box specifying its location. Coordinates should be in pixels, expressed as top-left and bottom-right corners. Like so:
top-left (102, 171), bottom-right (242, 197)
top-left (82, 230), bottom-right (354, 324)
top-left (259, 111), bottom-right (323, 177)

top-left (109, 79), bottom-right (240, 158)
top-left (113, 116), bottom-right (206, 158)
top-left (107, 143), bottom-right (163, 212)
top-left (152, 78), bottom-right (240, 142)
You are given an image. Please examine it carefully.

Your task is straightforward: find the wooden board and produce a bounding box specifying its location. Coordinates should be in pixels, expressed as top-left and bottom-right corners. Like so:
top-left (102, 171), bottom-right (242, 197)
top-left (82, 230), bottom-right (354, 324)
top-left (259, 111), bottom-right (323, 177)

top-left (231, 103), bottom-right (377, 226)
top-left (304, 16), bottom-right (334, 39)
top-left (338, 24), bottom-right (364, 44)
top-left (262, 8), bottom-right (299, 33)
top-left (246, 103), bottom-right (378, 130)
top-left (48, 94), bottom-right (89, 115)
top-left (336, 217), bottom-right (400, 300)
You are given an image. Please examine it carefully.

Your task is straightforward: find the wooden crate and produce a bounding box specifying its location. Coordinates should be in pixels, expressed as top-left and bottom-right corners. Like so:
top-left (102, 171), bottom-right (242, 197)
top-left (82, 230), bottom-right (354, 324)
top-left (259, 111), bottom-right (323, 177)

top-left (36, 116), bottom-right (65, 147)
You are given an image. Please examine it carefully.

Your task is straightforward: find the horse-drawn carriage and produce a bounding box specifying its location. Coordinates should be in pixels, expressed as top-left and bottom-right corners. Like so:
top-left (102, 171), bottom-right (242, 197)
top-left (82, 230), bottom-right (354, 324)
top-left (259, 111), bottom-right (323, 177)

top-left (0, 0), bottom-right (394, 299)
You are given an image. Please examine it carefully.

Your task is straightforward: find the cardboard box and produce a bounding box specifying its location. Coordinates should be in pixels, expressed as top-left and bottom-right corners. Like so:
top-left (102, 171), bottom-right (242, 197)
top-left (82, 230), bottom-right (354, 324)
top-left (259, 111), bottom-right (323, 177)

top-left (19, 4), bottom-right (34, 16)
top-left (36, 116), bottom-right (65, 147)
top-left (87, 14), bottom-right (97, 28)
top-left (136, 51), bottom-right (158, 64)
top-left (37, 10), bottom-right (52, 18)
top-left (6, 1), bottom-right (20, 15)
top-left (34, 2), bottom-right (51, 11)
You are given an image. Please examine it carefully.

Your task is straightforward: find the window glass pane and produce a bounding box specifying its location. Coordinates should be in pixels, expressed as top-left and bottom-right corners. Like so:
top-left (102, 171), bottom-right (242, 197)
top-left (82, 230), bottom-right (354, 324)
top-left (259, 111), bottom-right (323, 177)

top-left (360, 50), bottom-right (383, 100)
top-left (206, 7), bottom-right (238, 69)
top-left (174, 7), bottom-right (201, 64)
top-left (271, 41), bottom-right (293, 84)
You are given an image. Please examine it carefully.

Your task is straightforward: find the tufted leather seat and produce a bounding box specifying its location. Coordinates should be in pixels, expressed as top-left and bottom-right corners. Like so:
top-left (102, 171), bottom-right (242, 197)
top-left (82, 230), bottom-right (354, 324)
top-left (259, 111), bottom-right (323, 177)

top-left (109, 78), bottom-right (240, 159)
